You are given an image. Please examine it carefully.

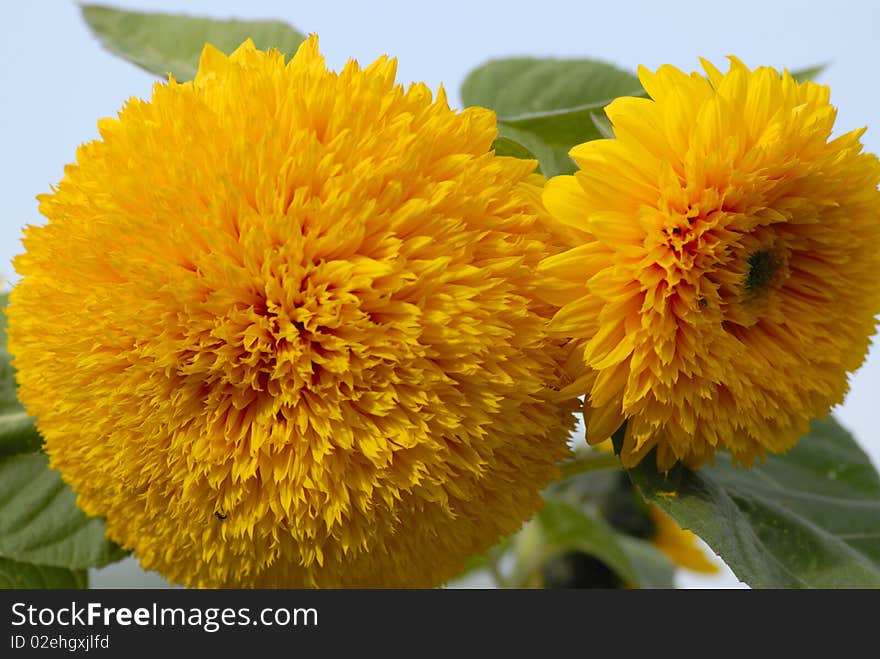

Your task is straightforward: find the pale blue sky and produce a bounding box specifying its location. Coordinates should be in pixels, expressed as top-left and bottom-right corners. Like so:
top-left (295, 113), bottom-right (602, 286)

top-left (1, 0), bottom-right (878, 587)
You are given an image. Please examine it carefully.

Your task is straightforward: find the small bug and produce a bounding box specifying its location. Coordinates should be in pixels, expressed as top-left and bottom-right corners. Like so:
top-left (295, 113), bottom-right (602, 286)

top-left (214, 511), bottom-right (227, 521)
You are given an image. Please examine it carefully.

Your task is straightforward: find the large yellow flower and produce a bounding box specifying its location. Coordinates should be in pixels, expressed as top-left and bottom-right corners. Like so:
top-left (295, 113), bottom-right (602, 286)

top-left (7, 37), bottom-right (577, 587)
top-left (540, 57), bottom-right (880, 470)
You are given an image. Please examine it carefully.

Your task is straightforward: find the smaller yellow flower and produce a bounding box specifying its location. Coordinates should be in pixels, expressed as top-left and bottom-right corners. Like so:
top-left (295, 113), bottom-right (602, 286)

top-left (649, 507), bottom-right (718, 574)
top-left (540, 57), bottom-right (880, 469)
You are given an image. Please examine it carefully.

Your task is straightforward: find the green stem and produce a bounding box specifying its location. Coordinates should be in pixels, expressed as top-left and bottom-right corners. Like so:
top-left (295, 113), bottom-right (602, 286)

top-left (559, 452), bottom-right (622, 480)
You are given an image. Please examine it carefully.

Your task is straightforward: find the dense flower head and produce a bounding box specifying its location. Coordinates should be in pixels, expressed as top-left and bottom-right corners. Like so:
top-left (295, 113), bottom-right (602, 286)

top-left (539, 57), bottom-right (880, 470)
top-left (7, 37), bottom-right (578, 587)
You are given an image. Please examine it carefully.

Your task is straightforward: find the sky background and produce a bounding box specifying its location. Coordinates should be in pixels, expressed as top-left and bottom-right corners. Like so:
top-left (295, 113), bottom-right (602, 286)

top-left (1, 0), bottom-right (878, 588)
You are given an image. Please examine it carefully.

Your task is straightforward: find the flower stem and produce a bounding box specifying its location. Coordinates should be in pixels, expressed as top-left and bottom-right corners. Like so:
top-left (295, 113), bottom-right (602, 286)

top-left (559, 452), bottom-right (622, 479)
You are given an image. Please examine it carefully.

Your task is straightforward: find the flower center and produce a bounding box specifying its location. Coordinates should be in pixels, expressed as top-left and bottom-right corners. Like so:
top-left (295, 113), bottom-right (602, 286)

top-left (744, 249), bottom-right (779, 295)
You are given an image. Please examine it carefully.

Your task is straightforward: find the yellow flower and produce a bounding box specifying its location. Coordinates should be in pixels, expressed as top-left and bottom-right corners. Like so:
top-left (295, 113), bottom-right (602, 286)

top-left (8, 37), bottom-right (577, 587)
top-left (540, 57), bottom-right (880, 470)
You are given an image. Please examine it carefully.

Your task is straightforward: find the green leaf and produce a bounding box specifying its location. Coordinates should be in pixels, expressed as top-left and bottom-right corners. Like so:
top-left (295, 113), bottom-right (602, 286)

top-left (790, 64), bottom-right (827, 83)
top-left (461, 57), bottom-right (641, 117)
top-left (0, 452), bottom-right (129, 570)
top-left (0, 294), bottom-right (41, 456)
top-left (535, 500), bottom-right (637, 585)
top-left (0, 556), bottom-right (88, 589)
top-left (495, 124), bottom-right (557, 175)
top-left (461, 57), bottom-right (642, 177)
top-left (590, 111), bottom-right (615, 139)
top-left (80, 4), bottom-right (306, 81)
top-left (0, 414), bottom-right (41, 457)
top-left (627, 417), bottom-right (880, 588)
top-left (491, 136), bottom-right (539, 163)
top-left (498, 104), bottom-right (611, 176)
